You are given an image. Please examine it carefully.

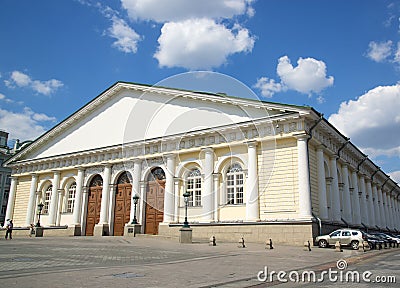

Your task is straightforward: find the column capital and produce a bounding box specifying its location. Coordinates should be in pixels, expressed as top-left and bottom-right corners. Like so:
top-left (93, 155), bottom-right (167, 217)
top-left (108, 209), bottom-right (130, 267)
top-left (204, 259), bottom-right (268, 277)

top-left (51, 170), bottom-right (61, 176)
top-left (164, 153), bottom-right (176, 159)
top-left (201, 147), bottom-right (214, 153)
top-left (316, 144), bottom-right (327, 151)
top-left (244, 140), bottom-right (258, 147)
top-left (101, 163), bottom-right (112, 168)
top-left (74, 166), bottom-right (86, 172)
top-left (293, 132), bottom-right (310, 140)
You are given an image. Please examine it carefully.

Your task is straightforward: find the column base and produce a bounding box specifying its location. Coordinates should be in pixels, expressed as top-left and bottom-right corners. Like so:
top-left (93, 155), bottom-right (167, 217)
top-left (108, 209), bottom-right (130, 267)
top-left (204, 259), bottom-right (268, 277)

top-left (179, 227), bottom-right (192, 244)
top-left (67, 224), bottom-right (82, 236)
top-left (93, 223), bottom-right (109, 236)
top-left (35, 227), bottom-right (44, 237)
top-left (124, 224), bottom-right (141, 237)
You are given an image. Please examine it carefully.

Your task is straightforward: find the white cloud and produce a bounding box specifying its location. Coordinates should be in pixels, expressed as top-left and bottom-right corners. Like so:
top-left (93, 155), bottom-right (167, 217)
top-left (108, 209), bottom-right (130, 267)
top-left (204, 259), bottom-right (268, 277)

top-left (253, 77), bottom-right (286, 98)
top-left (389, 171), bottom-right (400, 183)
top-left (277, 56), bottom-right (334, 94)
top-left (329, 84), bottom-right (400, 158)
top-left (394, 42), bottom-right (400, 63)
top-left (107, 16), bottom-right (141, 53)
top-left (0, 107), bottom-right (56, 141)
top-left (154, 18), bottom-right (254, 70)
top-left (121, 0), bottom-right (252, 22)
top-left (10, 71), bottom-right (31, 87)
top-left (5, 71), bottom-right (63, 96)
top-left (0, 92), bottom-right (16, 104)
top-left (366, 40), bottom-right (393, 62)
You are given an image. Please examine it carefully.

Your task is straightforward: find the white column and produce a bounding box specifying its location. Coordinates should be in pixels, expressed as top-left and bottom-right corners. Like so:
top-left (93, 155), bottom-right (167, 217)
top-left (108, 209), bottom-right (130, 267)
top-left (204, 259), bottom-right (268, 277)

top-left (108, 184), bottom-right (116, 232)
top-left (174, 178), bottom-right (180, 222)
top-left (56, 188), bottom-right (64, 226)
top-left (351, 171), bottom-right (361, 225)
top-left (130, 160), bottom-right (142, 223)
top-left (341, 165), bottom-right (352, 223)
top-left (72, 168), bottom-right (85, 225)
top-left (388, 192), bottom-right (395, 229)
top-left (202, 148), bottom-right (214, 222)
top-left (316, 146), bottom-right (328, 220)
top-left (5, 176), bottom-right (18, 224)
top-left (378, 187), bottom-right (387, 228)
top-left (365, 179), bottom-right (375, 227)
top-left (382, 191), bottom-right (390, 228)
top-left (213, 173), bottom-right (220, 222)
top-left (359, 175), bottom-right (369, 226)
top-left (396, 197), bottom-right (400, 228)
top-left (329, 156), bottom-right (341, 222)
top-left (163, 154), bottom-right (176, 223)
top-left (138, 181), bottom-right (145, 227)
top-left (99, 164), bottom-right (111, 225)
top-left (372, 184), bottom-right (381, 228)
top-left (25, 174), bottom-right (38, 226)
top-left (246, 141), bottom-right (260, 221)
top-left (48, 171), bottom-right (60, 226)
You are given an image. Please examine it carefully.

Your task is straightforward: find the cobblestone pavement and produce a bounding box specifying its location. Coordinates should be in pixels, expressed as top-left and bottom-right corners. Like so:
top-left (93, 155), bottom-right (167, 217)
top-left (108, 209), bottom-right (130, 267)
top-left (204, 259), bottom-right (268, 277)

top-left (0, 236), bottom-right (396, 287)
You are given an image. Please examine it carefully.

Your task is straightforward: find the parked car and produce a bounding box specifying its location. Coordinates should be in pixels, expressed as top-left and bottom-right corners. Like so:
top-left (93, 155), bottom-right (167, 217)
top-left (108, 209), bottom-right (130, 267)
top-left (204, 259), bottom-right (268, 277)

top-left (370, 232), bottom-right (395, 247)
top-left (361, 232), bottom-right (384, 249)
top-left (316, 229), bottom-right (363, 250)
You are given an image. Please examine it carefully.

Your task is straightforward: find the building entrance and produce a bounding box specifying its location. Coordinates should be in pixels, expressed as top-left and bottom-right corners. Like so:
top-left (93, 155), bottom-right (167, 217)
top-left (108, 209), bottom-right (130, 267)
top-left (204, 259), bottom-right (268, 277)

top-left (145, 167), bottom-right (165, 235)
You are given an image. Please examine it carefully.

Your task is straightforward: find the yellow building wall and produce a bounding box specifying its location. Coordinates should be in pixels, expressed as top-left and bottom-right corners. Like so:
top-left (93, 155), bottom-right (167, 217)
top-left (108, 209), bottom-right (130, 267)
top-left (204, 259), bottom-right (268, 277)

top-left (258, 138), bottom-right (298, 220)
top-left (308, 144), bottom-right (319, 216)
top-left (13, 176), bottom-right (31, 227)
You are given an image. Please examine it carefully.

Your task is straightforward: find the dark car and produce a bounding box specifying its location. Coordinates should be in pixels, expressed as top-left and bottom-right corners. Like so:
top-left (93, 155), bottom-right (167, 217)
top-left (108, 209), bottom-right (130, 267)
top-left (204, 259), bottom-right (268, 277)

top-left (370, 232), bottom-right (394, 248)
top-left (361, 232), bottom-right (384, 249)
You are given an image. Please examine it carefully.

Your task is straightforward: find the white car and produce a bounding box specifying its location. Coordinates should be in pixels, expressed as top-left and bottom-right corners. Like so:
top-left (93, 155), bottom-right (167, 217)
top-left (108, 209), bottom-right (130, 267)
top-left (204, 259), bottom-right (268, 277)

top-left (315, 229), bottom-right (364, 250)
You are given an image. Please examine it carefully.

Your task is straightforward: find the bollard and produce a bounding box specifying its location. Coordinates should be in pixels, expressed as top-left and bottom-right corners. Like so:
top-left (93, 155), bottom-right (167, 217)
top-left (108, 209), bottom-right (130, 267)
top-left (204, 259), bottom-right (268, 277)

top-left (303, 240), bottom-right (311, 251)
top-left (378, 243), bottom-right (382, 250)
top-left (362, 241), bottom-right (369, 252)
top-left (268, 238), bottom-right (274, 250)
top-left (335, 241), bottom-right (343, 252)
top-left (209, 235), bottom-right (216, 246)
top-left (238, 237), bottom-right (245, 248)
top-left (397, 242), bottom-right (399, 248)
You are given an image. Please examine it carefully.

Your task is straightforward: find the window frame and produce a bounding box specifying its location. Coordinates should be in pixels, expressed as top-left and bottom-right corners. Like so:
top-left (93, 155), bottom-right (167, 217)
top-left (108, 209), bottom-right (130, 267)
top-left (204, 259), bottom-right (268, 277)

top-left (186, 168), bottom-right (202, 207)
top-left (43, 185), bottom-right (52, 214)
top-left (226, 163), bottom-right (244, 205)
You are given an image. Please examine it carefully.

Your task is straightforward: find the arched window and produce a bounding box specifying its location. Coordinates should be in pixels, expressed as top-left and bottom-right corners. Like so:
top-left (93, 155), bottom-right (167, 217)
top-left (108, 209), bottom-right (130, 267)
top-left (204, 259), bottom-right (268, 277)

top-left (226, 163), bottom-right (244, 205)
top-left (66, 182), bottom-right (77, 213)
top-left (186, 169), bottom-right (201, 207)
top-left (43, 185), bottom-right (52, 214)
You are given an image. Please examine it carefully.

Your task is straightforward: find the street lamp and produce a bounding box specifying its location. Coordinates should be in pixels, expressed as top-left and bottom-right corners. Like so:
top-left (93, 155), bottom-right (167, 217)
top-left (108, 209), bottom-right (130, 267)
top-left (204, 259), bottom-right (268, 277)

top-left (183, 192), bottom-right (190, 228)
top-left (131, 194), bottom-right (139, 224)
top-left (36, 202), bottom-right (44, 227)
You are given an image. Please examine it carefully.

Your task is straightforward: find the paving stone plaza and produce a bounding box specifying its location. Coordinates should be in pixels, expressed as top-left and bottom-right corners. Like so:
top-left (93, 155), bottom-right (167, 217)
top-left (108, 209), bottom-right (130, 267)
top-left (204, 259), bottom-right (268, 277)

top-left (0, 235), bottom-right (397, 287)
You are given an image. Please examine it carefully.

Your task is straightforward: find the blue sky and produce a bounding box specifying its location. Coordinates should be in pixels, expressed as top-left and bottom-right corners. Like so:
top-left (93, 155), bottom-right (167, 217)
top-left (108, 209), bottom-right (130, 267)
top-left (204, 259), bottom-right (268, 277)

top-left (0, 0), bottom-right (399, 181)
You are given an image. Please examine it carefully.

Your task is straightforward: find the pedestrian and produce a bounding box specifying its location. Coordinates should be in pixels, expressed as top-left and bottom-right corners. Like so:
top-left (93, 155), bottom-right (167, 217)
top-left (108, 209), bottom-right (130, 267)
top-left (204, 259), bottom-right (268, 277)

top-left (5, 219), bottom-right (13, 240)
top-left (29, 223), bottom-right (35, 237)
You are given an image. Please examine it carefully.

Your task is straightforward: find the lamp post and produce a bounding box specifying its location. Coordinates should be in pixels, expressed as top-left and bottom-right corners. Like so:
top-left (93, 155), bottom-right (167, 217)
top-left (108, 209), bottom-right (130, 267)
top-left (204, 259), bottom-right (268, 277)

top-left (183, 192), bottom-right (190, 228)
top-left (131, 194), bottom-right (139, 224)
top-left (36, 202), bottom-right (44, 227)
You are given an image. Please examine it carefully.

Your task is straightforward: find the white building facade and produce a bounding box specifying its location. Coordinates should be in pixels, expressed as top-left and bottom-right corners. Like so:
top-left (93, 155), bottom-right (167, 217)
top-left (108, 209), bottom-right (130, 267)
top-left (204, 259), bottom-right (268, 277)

top-left (4, 82), bottom-right (400, 244)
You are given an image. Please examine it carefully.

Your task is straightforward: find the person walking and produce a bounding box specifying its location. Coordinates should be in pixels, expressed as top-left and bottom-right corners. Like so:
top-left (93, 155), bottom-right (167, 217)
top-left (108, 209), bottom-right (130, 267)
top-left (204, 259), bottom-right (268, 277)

top-left (5, 219), bottom-right (13, 240)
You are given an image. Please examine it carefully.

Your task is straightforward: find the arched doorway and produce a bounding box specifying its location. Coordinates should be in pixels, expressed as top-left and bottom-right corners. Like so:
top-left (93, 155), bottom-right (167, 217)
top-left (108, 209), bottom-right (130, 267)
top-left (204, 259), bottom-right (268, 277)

top-left (145, 167), bottom-right (165, 235)
top-left (85, 175), bottom-right (103, 236)
top-left (113, 172), bottom-right (132, 236)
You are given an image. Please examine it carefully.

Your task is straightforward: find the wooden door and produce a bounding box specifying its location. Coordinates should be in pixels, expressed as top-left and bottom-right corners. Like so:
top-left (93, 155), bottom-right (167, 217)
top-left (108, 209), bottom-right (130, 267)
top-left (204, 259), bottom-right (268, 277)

top-left (113, 183), bottom-right (132, 236)
top-left (145, 181), bottom-right (165, 235)
top-left (85, 186), bottom-right (102, 236)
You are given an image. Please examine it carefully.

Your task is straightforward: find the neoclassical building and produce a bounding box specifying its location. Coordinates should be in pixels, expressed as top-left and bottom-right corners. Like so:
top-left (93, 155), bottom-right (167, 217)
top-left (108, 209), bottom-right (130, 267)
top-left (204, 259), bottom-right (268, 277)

top-left (4, 82), bottom-right (400, 244)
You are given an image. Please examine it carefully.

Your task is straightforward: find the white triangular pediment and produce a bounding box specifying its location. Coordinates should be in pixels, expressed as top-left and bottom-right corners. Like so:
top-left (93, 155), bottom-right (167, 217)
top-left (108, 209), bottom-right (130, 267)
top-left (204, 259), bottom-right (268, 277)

top-left (8, 82), bottom-right (310, 163)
